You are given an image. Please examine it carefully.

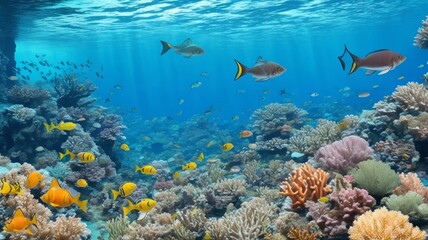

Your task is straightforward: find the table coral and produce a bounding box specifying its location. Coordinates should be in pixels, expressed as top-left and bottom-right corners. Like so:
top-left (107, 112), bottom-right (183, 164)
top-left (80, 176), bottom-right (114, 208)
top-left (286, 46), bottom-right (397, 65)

top-left (279, 163), bottom-right (332, 209)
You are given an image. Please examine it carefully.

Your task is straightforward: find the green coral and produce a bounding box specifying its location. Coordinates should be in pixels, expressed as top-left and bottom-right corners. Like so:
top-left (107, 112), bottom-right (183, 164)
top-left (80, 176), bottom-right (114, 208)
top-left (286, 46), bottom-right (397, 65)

top-left (105, 216), bottom-right (130, 240)
top-left (386, 192), bottom-right (428, 221)
top-left (351, 160), bottom-right (400, 198)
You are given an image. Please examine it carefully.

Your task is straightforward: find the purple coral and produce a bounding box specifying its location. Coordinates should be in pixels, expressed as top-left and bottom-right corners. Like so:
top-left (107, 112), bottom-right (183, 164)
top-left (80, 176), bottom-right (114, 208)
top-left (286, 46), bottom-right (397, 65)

top-left (313, 188), bottom-right (375, 237)
top-left (314, 135), bottom-right (372, 173)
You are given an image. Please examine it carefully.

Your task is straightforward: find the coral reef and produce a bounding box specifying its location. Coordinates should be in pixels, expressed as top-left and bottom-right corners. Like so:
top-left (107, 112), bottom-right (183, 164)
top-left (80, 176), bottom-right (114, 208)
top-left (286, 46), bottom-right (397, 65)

top-left (279, 163), bottom-right (332, 209)
top-left (314, 135), bottom-right (372, 174)
top-left (53, 74), bottom-right (97, 108)
top-left (393, 173), bottom-right (428, 201)
top-left (414, 16), bottom-right (428, 49)
top-left (385, 191), bottom-right (428, 222)
top-left (6, 85), bottom-right (51, 108)
top-left (348, 207), bottom-right (426, 240)
top-left (391, 82), bottom-right (428, 112)
top-left (374, 139), bottom-right (419, 172)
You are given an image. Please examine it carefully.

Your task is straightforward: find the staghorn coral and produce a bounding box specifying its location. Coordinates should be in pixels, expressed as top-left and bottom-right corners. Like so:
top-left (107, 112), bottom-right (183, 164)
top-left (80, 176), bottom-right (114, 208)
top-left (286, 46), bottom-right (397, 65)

top-left (279, 163), bottom-right (332, 209)
top-left (154, 190), bottom-right (179, 212)
top-left (45, 215), bottom-right (89, 240)
top-left (351, 160), bottom-right (400, 198)
top-left (275, 211), bottom-right (307, 237)
top-left (414, 16), bottom-right (428, 49)
top-left (391, 82), bottom-right (428, 112)
top-left (172, 221), bottom-right (197, 240)
top-left (122, 219), bottom-right (173, 239)
top-left (175, 208), bottom-right (207, 234)
top-left (206, 161), bottom-right (227, 184)
top-left (232, 149), bottom-right (261, 164)
top-left (256, 137), bottom-right (288, 152)
top-left (287, 226), bottom-right (317, 240)
top-left (394, 172), bottom-right (428, 202)
top-left (6, 85), bottom-right (51, 108)
top-left (255, 186), bottom-right (281, 203)
top-left (314, 135), bottom-right (372, 174)
top-left (348, 207), bottom-right (426, 240)
top-left (243, 160), bottom-right (260, 185)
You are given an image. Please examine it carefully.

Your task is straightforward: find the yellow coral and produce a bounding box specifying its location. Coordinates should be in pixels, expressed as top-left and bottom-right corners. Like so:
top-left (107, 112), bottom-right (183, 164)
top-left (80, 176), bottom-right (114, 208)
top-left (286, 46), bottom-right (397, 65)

top-left (348, 207), bottom-right (426, 240)
top-left (279, 163), bottom-right (332, 209)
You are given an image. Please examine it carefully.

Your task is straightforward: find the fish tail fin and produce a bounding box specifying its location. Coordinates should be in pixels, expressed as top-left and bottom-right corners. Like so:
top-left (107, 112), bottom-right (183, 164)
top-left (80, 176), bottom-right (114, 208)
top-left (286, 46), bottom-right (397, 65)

top-left (160, 41), bottom-right (172, 55)
top-left (112, 189), bottom-right (119, 200)
top-left (182, 165), bottom-right (186, 170)
top-left (59, 152), bottom-right (66, 160)
top-left (50, 122), bottom-right (56, 130)
top-left (66, 149), bottom-right (75, 160)
top-left (135, 165), bottom-right (142, 173)
top-left (43, 123), bottom-right (51, 133)
top-left (30, 214), bottom-right (38, 227)
top-left (26, 228), bottom-right (34, 235)
top-left (73, 193), bottom-right (88, 212)
top-left (233, 59), bottom-right (249, 80)
top-left (344, 45), bottom-right (360, 75)
top-left (338, 45), bottom-right (348, 71)
top-left (123, 200), bottom-right (135, 217)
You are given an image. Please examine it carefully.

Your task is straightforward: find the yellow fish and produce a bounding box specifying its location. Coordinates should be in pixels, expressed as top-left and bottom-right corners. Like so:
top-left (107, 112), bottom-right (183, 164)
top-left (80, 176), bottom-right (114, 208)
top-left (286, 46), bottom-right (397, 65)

top-left (198, 153), bottom-right (204, 162)
top-left (135, 165), bottom-right (157, 175)
top-left (43, 121), bottom-right (76, 133)
top-left (204, 232), bottom-right (212, 240)
top-left (222, 143), bottom-right (234, 152)
top-left (318, 196), bottom-right (330, 203)
top-left (120, 143), bottom-right (130, 151)
top-left (40, 178), bottom-right (87, 212)
top-left (173, 171), bottom-right (180, 179)
top-left (123, 198), bottom-right (157, 217)
top-left (3, 208), bottom-right (37, 235)
top-left (182, 162), bottom-right (197, 171)
top-left (59, 148), bottom-right (75, 160)
top-left (75, 179), bottom-right (88, 188)
top-left (1, 177), bottom-right (23, 196)
top-left (25, 172), bottom-right (44, 189)
top-left (111, 182), bottom-right (137, 200)
top-left (77, 152), bottom-right (95, 163)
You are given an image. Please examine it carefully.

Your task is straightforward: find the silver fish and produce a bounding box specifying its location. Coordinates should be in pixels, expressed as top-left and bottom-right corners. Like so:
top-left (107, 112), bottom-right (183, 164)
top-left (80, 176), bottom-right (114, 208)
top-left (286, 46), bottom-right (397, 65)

top-left (234, 57), bottom-right (286, 81)
top-left (160, 38), bottom-right (204, 58)
top-left (338, 45), bottom-right (406, 75)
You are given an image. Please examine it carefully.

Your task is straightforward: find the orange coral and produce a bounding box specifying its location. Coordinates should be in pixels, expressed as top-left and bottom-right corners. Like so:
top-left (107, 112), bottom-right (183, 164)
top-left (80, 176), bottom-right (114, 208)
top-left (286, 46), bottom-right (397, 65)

top-left (394, 173), bottom-right (428, 201)
top-left (279, 163), bottom-right (332, 209)
top-left (288, 226), bottom-right (317, 240)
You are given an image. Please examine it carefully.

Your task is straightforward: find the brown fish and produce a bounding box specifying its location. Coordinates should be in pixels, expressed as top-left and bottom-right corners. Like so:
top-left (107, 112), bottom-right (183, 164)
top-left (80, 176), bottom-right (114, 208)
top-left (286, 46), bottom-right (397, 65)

top-left (160, 38), bottom-right (204, 58)
top-left (338, 45), bottom-right (406, 75)
top-left (234, 57), bottom-right (286, 81)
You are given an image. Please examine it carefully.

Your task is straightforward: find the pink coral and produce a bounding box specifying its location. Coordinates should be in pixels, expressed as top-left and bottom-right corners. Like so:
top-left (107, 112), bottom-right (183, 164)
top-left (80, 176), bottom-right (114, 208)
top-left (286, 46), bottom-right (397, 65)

top-left (394, 173), bottom-right (428, 201)
top-left (154, 180), bottom-right (175, 190)
top-left (314, 136), bottom-right (372, 173)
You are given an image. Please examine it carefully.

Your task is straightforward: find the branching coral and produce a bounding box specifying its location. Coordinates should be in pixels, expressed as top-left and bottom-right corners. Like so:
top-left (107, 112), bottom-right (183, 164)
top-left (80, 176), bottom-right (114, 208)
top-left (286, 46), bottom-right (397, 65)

top-left (175, 208), bottom-right (207, 233)
top-left (406, 112), bottom-right (428, 140)
top-left (53, 75), bottom-right (97, 108)
top-left (314, 135), bottom-right (372, 174)
top-left (391, 82), bottom-right (428, 112)
top-left (394, 172), bottom-right (428, 201)
top-left (414, 16), bottom-right (428, 49)
top-left (243, 160), bottom-right (260, 185)
top-left (279, 163), bottom-right (332, 209)
top-left (287, 226), bottom-right (317, 240)
top-left (106, 216), bottom-right (129, 240)
top-left (348, 207), bottom-right (426, 240)
top-left (215, 179), bottom-right (246, 197)
top-left (154, 190), bottom-right (179, 212)
top-left (4, 104), bottom-right (37, 124)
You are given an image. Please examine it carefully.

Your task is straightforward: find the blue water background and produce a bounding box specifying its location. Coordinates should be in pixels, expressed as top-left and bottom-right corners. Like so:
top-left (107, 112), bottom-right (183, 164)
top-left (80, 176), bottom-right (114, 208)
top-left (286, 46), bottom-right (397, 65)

top-left (8, 1), bottom-right (428, 122)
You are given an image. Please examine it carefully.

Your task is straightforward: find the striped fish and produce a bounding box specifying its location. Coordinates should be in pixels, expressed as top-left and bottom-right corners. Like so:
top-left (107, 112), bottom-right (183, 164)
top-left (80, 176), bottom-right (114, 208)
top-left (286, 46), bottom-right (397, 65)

top-left (1, 177), bottom-right (23, 196)
top-left (111, 182), bottom-right (137, 200)
top-left (77, 152), bottom-right (95, 163)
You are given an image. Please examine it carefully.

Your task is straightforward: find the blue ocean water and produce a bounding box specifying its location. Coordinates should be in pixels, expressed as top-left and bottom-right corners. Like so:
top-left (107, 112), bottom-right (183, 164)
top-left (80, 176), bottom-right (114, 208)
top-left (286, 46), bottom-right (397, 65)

top-left (2, 0), bottom-right (426, 121)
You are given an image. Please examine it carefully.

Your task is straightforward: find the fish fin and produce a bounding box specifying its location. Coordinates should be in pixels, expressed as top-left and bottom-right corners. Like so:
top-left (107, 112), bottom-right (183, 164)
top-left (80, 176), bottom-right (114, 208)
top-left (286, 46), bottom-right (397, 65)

top-left (255, 56), bottom-right (267, 65)
top-left (112, 189), bottom-right (119, 200)
top-left (66, 149), bottom-right (75, 160)
top-left (365, 70), bottom-right (377, 75)
top-left (365, 49), bottom-right (389, 57)
top-left (49, 178), bottom-right (61, 189)
top-left (50, 122), bottom-right (56, 130)
top-left (123, 200), bottom-right (135, 217)
top-left (59, 152), bottom-right (66, 160)
top-left (135, 165), bottom-right (142, 173)
top-left (337, 45), bottom-right (348, 70)
top-left (74, 195), bottom-right (88, 212)
top-left (234, 59), bottom-right (249, 81)
top-left (13, 208), bottom-right (25, 218)
top-left (30, 214), bottom-right (38, 227)
top-left (43, 123), bottom-right (51, 133)
top-left (176, 38), bottom-right (193, 48)
top-left (160, 41), bottom-right (172, 55)
top-left (14, 183), bottom-right (23, 195)
top-left (182, 165), bottom-right (186, 170)
top-left (345, 46), bottom-right (361, 75)
top-left (26, 228), bottom-right (33, 235)
top-left (255, 77), bottom-right (269, 82)
top-left (378, 68), bottom-right (391, 75)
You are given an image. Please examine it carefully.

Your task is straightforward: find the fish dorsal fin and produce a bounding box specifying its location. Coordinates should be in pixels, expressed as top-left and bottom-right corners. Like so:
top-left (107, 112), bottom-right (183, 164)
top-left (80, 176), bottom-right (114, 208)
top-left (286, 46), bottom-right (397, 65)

top-left (255, 56), bottom-right (267, 65)
top-left (1, 177), bottom-right (6, 183)
top-left (50, 178), bottom-right (61, 189)
top-left (365, 49), bottom-right (389, 57)
top-left (176, 38), bottom-right (193, 48)
top-left (13, 208), bottom-right (25, 218)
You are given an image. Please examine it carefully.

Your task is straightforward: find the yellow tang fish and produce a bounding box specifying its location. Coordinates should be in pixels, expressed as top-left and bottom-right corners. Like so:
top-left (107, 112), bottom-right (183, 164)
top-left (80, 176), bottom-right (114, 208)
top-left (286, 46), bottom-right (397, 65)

top-left (120, 143), bottom-right (130, 151)
top-left (135, 165), bottom-right (157, 175)
top-left (182, 162), bottom-right (197, 171)
top-left (40, 178), bottom-right (87, 212)
top-left (1, 177), bottom-right (23, 196)
top-left (204, 232), bottom-right (212, 240)
top-left (222, 143), bottom-right (234, 152)
top-left (77, 152), bottom-right (95, 163)
top-left (44, 121), bottom-right (76, 133)
top-left (318, 196), bottom-right (330, 203)
top-left (75, 179), bottom-right (88, 188)
top-left (198, 153), bottom-right (204, 162)
top-left (25, 172), bottom-right (44, 189)
top-left (123, 198), bottom-right (157, 217)
top-left (59, 148), bottom-right (75, 160)
top-left (173, 171), bottom-right (180, 179)
top-left (3, 208), bottom-right (38, 235)
top-left (111, 182), bottom-right (137, 200)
